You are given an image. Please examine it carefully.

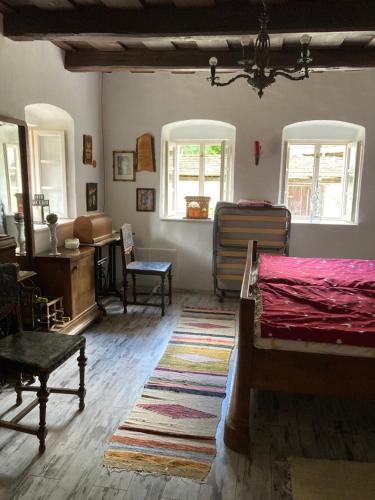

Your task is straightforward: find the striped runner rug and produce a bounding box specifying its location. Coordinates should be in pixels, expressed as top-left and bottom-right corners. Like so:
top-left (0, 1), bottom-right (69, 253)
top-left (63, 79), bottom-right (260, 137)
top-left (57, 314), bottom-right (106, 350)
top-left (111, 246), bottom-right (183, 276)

top-left (103, 306), bottom-right (236, 480)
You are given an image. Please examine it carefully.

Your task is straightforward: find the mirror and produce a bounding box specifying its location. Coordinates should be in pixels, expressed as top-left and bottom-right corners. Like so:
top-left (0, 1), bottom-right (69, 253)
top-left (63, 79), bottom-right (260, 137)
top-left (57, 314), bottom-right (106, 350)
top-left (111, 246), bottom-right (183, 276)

top-left (0, 116), bottom-right (34, 268)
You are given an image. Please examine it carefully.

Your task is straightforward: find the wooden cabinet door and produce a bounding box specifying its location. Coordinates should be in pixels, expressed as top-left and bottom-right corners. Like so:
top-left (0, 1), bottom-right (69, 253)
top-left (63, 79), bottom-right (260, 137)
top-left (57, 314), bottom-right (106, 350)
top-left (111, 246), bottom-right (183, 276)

top-left (70, 253), bottom-right (95, 318)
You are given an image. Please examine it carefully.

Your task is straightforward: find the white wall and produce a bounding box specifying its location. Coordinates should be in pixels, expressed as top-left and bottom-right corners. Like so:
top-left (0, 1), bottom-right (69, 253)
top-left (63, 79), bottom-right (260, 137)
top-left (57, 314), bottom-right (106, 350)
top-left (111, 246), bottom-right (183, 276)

top-left (103, 69), bottom-right (375, 290)
top-left (0, 17), bottom-right (104, 252)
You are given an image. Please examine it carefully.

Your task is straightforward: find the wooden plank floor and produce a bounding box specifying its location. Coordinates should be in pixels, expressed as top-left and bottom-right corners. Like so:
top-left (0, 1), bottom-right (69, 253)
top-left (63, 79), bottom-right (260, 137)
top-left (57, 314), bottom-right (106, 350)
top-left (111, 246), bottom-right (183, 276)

top-left (1, 292), bottom-right (375, 500)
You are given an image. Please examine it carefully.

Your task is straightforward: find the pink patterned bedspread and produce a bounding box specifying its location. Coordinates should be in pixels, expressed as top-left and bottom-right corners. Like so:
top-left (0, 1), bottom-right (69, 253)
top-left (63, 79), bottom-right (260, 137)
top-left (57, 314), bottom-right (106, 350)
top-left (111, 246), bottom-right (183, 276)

top-left (259, 254), bottom-right (375, 347)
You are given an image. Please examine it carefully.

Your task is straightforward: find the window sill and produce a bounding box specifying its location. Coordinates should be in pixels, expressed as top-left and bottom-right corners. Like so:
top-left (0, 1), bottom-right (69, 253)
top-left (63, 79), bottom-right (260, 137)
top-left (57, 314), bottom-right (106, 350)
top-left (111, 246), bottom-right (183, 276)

top-left (292, 219), bottom-right (358, 227)
top-left (161, 216), bottom-right (214, 223)
top-left (33, 218), bottom-right (74, 232)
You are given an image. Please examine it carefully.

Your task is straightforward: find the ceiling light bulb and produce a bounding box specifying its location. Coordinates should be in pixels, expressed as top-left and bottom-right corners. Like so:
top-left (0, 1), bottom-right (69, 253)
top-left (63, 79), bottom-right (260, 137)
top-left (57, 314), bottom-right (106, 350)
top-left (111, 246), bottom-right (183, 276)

top-left (241, 36), bottom-right (252, 47)
top-left (209, 57), bottom-right (218, 67)
top-left (300, 34), bottom-right (312, 45)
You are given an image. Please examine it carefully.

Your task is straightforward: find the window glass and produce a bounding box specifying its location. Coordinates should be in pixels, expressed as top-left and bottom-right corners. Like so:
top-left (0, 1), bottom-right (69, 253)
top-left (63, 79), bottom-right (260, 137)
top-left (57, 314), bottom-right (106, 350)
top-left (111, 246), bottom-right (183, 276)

top-left (165, 140), bottom-right (233, 218)
top-left (177, 144), bottom-right (200, 214)
top-left (286, 144), bottom-right (314, 217)
top-left (32, 131), bottom-right (67, 218)
top-left (318, 145), bottom-right (346, 219)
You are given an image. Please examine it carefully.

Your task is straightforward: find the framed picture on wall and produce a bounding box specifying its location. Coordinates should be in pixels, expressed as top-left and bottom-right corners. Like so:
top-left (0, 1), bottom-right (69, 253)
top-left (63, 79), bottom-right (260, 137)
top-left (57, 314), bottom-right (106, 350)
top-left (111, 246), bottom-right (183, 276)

top-left (113, 151), bottom-right (136, 181)
top-left (136, 188), bottom-right (155, 212)
top-left (83, 134), bottom-right (93, 164)
top-left (86, 183), bottom-right (98, 212)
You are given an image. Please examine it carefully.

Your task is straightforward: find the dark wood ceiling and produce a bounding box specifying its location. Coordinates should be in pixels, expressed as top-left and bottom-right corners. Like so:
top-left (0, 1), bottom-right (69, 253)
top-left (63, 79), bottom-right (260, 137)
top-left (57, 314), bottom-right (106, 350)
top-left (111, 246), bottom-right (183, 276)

top-left (1, 0), bottom-right (375, 73)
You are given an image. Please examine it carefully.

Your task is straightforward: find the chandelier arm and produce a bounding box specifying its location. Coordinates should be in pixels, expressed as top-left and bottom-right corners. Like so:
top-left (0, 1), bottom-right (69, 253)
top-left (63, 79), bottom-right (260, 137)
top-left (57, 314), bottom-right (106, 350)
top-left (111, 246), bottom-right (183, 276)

top-left (273, 70), bottom-right (308, 81)
top-left (272, 66), bottom-right (304, 75)
top-left (211, 74), bottom-right (250, 87)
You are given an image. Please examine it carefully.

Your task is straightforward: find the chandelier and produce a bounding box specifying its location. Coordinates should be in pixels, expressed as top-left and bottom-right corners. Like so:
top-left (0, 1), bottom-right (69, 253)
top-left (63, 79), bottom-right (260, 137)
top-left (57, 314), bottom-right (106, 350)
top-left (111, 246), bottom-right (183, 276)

top-left (208, 1), bottom-right (313, 98)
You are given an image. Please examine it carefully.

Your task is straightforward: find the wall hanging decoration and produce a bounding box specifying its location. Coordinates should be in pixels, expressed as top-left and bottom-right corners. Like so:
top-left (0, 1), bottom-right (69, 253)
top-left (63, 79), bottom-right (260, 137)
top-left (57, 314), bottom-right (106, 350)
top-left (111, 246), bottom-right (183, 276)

top-left (46, 212), bottom-right (61, 256)
top-left (136, 133), bottom-right (156, 172)
top-left (208, 0), bottom-right (312, 98)
top-left (254, 140), bottom-right (262, 165)
top-left (86, 183), bottom-right (98, 212)
top-left (136, 188), bottom-right (155, 212)
top-left (32, 194), bottom-right (50, 223)
top-left (83, 134), bottom-right (93, 164)
top-left (113, 151), bottom-right (136, 181)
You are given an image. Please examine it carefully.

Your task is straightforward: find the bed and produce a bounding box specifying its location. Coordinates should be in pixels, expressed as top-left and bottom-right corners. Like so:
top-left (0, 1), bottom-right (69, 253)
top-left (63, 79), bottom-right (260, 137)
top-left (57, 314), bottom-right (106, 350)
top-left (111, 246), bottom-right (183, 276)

top-left (224, 241), bottom-right (375, 454)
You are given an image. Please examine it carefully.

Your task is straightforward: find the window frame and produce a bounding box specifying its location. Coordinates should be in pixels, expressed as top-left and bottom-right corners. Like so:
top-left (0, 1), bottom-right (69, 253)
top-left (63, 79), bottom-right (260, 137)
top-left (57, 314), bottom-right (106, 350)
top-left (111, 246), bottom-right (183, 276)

top-left (30, 128), bottom-right (68, 219)
top-left (162, 138), bottom-right (233, 219)
top-left (2, 142), bottom-right (22, 214)
top-left (280, 138), bottom-right (363, 224)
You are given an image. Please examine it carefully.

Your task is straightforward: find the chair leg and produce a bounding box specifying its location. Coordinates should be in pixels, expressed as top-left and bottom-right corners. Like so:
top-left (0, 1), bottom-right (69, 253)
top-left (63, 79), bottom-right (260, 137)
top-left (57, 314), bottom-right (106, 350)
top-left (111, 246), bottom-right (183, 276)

top-left (77, 347), bottom-right (87, 412)
top-left (37, 373), bottom-right (49, 453)
top-left (15, 372), bottom-right (23, 406)
top-left (168, 269), bottom-right (172, 305)
top-left (160, 274), bottom-right (165, 317)
top-left (123, 271), bottom-right (128, 314)
top-left (132, 274), bottom-right (137, 304)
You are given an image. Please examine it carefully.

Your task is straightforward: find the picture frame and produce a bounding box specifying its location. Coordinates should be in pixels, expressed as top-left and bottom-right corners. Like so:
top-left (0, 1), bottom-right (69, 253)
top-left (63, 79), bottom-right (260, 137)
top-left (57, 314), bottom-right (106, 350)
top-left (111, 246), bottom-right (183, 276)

top-left (83, 134), bottom-right (93, 165)
top-left (113, 151), bottom-right (136, 181)
top-left (136, 188), bottom-right (155, 212)
top-left (86, 183), bottom-right (98, 212)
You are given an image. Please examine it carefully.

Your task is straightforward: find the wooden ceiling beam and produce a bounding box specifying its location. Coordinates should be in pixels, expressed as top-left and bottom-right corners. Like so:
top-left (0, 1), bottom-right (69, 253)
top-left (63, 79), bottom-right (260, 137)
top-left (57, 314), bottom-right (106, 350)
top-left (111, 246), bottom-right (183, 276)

top-left (4, 1), bottom-right (375, 41)
top-left (65, 47), bottom-right (375, 72)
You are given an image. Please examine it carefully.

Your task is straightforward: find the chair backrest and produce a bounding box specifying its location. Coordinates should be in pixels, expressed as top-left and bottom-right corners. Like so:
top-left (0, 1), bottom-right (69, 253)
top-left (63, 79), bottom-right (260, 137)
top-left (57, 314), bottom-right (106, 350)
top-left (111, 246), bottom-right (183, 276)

top-left (0, 263), bottom-right (22, 335)
top-left (120, 224), bottom-right (135, 269)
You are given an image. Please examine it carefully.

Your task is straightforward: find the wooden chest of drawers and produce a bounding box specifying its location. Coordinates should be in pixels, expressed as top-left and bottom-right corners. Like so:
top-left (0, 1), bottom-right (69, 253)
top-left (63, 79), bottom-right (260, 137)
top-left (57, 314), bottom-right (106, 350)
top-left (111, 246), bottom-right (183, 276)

top-left (34, 247), bottom-right (100, 335)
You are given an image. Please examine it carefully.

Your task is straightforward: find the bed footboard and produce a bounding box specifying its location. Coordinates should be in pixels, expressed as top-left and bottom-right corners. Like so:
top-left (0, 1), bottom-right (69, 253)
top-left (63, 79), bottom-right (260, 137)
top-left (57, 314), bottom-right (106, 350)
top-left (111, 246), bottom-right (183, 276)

top-left (224, 241), bottom-right (257, 454)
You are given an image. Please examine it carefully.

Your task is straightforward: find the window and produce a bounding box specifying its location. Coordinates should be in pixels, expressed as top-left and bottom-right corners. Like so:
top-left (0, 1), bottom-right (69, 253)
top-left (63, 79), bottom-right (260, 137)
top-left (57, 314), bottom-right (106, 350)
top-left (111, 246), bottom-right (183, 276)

top-left (280, 122), bottom-right (364, 224)
top-left (164, 140), bottom-right (233, 218)
top-left (161, 120), bottom-right (235, 219)
top-left (31, 129), bottom-right (68, 218)
top-left (0, 143), bottom-right (22, 214)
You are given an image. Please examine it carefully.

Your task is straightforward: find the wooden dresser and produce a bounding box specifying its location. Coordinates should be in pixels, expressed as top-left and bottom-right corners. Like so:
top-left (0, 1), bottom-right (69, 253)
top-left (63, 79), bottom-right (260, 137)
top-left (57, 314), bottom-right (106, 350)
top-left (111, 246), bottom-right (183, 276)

top-left (34, 247), bottom-right (100, 335)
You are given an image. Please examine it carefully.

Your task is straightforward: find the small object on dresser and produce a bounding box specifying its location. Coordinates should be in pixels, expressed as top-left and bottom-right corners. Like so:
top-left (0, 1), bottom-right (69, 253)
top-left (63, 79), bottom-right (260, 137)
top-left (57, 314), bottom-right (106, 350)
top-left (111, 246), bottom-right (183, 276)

top-left (46, 213), bottom-right (61, 256)
top-left (65, 238), bottom-right (80, 250)
top-left (32, 194), bottom-right (50, 223)
top-left (14, 212), bottom-right (26, 256)
top-left (73, 213), bottom-right (112, 244)
top-left (185, 196), bottom-right (211, 219)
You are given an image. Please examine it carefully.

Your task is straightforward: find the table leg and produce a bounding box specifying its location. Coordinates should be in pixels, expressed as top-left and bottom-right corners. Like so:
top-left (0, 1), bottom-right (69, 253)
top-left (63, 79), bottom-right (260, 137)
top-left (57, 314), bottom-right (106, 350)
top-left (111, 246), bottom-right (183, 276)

top-left (168, 269), bottom-right (172, 305)
top-left (161, 275), bottom-right (165, 317)
top-left (15, 372), bottom-right (23, 406)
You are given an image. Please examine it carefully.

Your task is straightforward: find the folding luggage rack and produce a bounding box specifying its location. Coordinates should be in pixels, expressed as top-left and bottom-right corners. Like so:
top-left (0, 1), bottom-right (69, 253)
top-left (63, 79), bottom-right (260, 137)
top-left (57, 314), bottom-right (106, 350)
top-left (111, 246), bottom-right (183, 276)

top-left (213, 202), bottom-right (291, 301)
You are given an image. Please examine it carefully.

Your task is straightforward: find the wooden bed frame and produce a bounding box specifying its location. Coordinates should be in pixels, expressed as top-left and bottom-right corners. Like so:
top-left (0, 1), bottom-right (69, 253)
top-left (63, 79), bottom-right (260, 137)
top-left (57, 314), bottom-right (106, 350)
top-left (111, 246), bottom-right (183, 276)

top-left (224, 241), bottom-right (375, 454)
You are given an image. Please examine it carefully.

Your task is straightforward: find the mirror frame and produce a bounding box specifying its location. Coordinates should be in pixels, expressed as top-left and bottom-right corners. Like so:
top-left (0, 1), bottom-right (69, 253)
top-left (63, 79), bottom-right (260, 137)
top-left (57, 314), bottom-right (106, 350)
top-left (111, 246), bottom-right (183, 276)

top-left (0, 115), bottom-right (35, 269)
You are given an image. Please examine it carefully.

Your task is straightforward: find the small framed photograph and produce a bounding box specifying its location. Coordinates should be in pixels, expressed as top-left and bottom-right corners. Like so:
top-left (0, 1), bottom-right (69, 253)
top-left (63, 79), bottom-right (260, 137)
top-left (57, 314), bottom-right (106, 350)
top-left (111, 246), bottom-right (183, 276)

top-left (113, 151), bottom-right (136, 181)
top-left (86, 183), bottom-right (98, 212)
top-left (83, 134), bottom-right (93, 164)
top-left (136, 188), bottom-right (155, 212)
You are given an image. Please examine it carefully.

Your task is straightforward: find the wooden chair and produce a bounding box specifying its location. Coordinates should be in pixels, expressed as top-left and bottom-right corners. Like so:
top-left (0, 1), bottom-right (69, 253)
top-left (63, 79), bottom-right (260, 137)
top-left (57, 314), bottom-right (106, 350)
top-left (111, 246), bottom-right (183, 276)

top-left (0, 263), bottom-right (87, 453)
top-left (120, 223), bottom-right (172, 316)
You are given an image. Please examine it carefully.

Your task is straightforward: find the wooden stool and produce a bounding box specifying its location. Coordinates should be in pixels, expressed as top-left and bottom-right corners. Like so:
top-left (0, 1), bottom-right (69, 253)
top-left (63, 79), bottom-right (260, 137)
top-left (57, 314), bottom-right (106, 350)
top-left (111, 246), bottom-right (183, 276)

top-left (0, 330), bottom-right (86, 453)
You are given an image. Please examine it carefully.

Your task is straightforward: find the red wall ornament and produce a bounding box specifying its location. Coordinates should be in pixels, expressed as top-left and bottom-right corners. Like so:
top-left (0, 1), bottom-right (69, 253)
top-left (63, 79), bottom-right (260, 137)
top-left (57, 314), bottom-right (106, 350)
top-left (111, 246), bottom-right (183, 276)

top-left (254, 141), bottom-right (261, 166)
